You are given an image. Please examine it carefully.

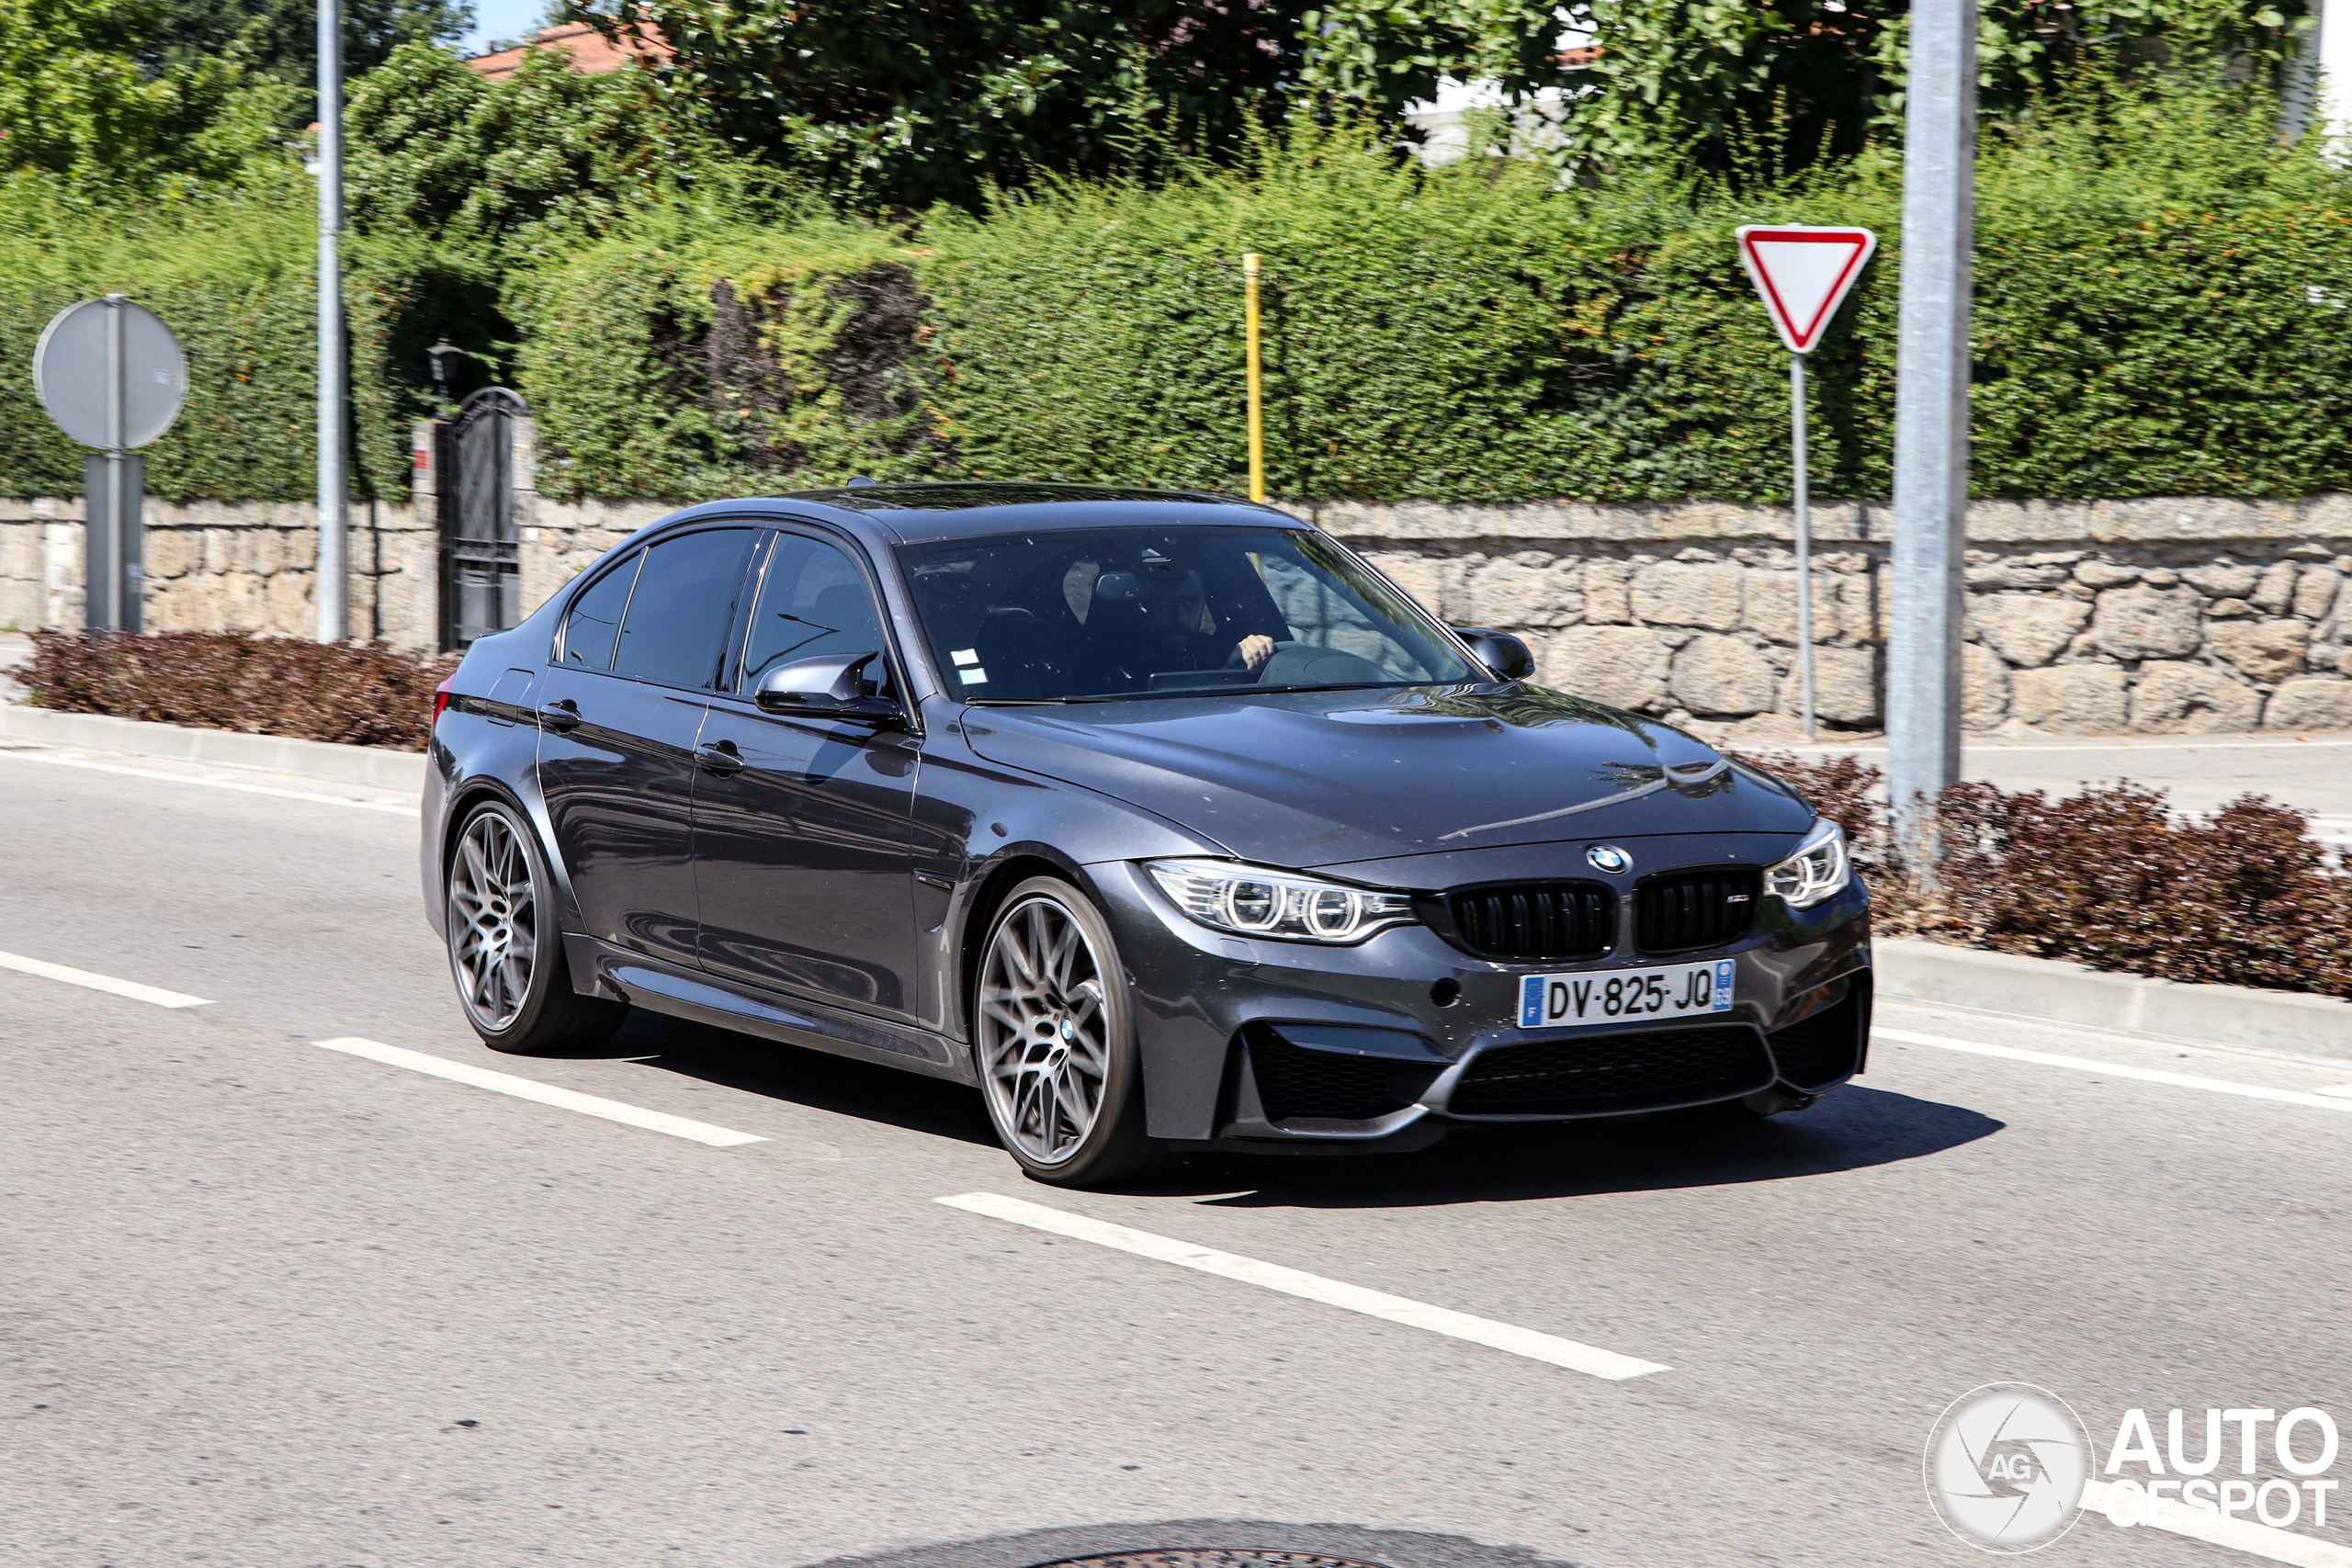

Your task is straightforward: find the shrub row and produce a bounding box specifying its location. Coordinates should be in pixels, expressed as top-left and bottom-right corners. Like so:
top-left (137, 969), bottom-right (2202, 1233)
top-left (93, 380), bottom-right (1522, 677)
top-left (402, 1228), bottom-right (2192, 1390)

top-left (21, 630), bottom-right (454, 750)
top-left (6, 85), bottom-right (2351, 508)
top-left (1747, 750), bottom-right (2352, 1000)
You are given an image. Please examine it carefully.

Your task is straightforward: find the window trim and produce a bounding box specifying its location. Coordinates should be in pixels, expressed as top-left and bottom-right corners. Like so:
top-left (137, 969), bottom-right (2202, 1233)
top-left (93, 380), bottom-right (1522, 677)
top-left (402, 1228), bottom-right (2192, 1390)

top-left (590, 524), bottom-right (761, 693)
top-left (550, 546), bottom-right (644, 672)
top-left (718, 524), bottom-right (918, 730)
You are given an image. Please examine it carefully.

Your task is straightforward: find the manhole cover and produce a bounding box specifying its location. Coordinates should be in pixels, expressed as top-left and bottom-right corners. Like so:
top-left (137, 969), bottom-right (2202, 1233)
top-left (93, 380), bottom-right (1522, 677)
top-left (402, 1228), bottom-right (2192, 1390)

top-left (1030, 1556), bottom-right (1385, 1568)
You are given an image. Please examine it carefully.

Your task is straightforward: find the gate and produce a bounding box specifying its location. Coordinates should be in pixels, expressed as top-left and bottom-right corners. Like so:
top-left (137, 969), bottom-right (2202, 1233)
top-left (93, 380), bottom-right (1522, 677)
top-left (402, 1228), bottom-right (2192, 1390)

top-left (438, 387), bottom-right (526, 650)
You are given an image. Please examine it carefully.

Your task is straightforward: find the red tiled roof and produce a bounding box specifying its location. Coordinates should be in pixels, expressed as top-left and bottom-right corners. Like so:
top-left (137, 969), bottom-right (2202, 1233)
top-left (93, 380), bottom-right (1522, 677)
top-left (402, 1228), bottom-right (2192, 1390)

top-left (464, 21), bottom-right (673, 80)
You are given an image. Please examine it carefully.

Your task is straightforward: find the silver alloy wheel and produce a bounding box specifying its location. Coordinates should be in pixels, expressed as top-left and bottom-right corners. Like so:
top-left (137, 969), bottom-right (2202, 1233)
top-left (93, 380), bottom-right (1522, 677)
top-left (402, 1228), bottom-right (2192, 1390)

top-left (977, 894), bottom-right (1113, 1166)
top-left (447, 809), bottom-right (537, 1032)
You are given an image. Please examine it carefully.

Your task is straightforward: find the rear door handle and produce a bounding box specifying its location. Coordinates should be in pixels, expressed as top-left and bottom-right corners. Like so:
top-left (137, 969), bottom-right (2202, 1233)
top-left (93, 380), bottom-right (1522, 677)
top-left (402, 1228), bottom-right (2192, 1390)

top-left (537, 701), bottom-right (581, 732)
top-left (695, 741), bottom-right (745, 776)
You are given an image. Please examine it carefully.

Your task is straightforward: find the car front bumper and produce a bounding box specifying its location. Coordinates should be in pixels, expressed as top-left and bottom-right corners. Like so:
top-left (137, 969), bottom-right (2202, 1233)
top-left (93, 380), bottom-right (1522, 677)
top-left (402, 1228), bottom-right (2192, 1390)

top-left (1083, 858), bottom-right (1872, 1149)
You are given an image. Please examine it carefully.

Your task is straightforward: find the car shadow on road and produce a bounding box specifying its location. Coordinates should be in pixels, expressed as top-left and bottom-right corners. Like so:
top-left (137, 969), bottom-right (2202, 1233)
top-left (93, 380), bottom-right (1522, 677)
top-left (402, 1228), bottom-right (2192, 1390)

top-left (1159, 1085), bottom-right (2004, 1208)
top-left (610, 1008), bottom-right (1004, 1148)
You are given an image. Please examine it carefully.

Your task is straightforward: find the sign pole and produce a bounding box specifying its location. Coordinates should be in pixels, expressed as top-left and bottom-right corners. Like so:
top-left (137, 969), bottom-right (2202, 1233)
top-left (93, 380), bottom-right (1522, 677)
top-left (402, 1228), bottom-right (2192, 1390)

top-left (1242, 253), bottom-right (1265, 504)
top-left (316, 0), bottom-right (348, 644)
top-left (1790, 351), bottom-right (1815, 741)
top-left (1887, 0), bottom-right (1977, 871)
top-left (105, 294), bottom-right (123, 631)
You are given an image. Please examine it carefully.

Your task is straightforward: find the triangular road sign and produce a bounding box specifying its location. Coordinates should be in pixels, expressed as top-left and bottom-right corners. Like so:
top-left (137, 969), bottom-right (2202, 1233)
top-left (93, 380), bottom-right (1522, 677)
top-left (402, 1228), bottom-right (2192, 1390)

top-left (1736, 225), bottom-right (1878, 354)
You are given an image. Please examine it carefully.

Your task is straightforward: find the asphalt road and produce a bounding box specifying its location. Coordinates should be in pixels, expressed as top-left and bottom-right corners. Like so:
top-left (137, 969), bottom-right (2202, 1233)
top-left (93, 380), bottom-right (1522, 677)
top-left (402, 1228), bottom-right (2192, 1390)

top-left (4, 734), bottom-right (2349, 1568)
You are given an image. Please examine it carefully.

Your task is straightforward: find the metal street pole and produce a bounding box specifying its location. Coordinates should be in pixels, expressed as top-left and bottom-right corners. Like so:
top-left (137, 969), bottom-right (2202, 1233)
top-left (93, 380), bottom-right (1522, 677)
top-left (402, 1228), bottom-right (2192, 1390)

top-left (1242, 253), bottom-right (1266, 504)
top-left (1886, 0), bottom-right (1976, 868)
top-left (316, 0), bottom-right (347, 643)
top-left (1790, 351), bottom-right (1815, 741)
top-left (104, 294), bottom-right (124, 632)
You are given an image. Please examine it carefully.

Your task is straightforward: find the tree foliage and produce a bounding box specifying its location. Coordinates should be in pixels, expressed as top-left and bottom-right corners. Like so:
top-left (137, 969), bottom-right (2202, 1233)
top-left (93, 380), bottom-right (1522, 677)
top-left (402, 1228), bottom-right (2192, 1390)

top-left (565, 0), bottom-right (1329, 209)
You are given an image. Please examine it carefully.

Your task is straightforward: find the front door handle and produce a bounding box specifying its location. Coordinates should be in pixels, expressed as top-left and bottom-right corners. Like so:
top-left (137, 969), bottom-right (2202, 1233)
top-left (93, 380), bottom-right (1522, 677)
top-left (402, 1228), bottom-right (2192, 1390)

top-left (537, 700), bottom-right (581, 733)
top-left (695, 740), bottom-right (746, 777)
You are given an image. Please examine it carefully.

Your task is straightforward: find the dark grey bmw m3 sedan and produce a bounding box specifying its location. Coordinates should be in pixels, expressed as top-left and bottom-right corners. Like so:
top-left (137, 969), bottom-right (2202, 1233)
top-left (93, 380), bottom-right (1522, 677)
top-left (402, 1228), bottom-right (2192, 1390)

top-left (422, 483), bottom-right (1871, 1186)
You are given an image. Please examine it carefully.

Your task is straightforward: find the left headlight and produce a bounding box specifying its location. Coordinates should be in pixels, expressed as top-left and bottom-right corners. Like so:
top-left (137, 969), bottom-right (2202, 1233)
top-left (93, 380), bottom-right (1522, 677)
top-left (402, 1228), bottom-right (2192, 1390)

top-left (1145, 859), bottom-right (1417, 944)
top-left (1765, 818), bottom-right (1851, 909)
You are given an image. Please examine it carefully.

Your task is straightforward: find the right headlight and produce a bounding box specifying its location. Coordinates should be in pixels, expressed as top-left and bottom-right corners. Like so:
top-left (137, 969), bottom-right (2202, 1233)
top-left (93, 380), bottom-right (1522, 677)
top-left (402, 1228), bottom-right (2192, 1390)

top-left (1765, 818), bottom-right (1850, 909)
top-left (1145, 859), bottom-right (1417, 944)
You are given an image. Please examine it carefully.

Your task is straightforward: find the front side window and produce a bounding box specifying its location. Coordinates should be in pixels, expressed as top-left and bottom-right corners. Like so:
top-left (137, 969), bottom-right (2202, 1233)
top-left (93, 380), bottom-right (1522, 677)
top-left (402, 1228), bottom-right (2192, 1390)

top-left (611, 527), bottom-right (755, 688)
top-left (560, 548), bottom-right (641, 670)
top-left (738, 533), bottom-right (891, 694)
top-left (896, 525), bottom-right (1473, 703)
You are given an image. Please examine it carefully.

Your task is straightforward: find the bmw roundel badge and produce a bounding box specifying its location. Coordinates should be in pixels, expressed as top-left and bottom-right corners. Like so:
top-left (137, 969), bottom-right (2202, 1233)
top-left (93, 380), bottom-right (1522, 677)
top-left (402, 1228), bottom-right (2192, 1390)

top-left (1586, 844), bottom-right (1632, 874)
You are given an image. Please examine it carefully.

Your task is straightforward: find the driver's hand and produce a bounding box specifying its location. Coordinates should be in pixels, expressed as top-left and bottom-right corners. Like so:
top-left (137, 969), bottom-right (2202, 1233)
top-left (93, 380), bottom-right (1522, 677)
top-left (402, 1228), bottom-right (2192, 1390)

top-left (1238, 634), bottom-right (1276, 673)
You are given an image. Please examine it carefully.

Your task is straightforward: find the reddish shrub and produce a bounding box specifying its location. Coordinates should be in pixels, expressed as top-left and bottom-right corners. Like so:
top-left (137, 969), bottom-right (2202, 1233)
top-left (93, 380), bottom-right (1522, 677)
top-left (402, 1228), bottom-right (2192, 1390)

top-left (1736, 750), bottom-right (2352, 1000)
top-left (21, 630), bottom-right (456, 751)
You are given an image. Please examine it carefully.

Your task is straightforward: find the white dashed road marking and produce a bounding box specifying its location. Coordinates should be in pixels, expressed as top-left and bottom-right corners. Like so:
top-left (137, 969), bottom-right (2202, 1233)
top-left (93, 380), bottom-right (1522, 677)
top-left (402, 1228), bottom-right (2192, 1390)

top-left (0, 949), bottom-right (211, 1008)
top-left (1876, 1027), bottom-right (2352, 1115)
top-left (0, 746), bottom-right (415, 814)
top-left (313, 1037), bottom-right (765, 1147)
top-left (937, 1190), bottom-right (1671, 1382)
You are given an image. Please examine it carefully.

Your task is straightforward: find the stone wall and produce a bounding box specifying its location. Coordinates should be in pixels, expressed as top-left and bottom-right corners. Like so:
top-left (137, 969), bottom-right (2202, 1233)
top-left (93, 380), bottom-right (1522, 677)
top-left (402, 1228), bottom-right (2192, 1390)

top-left (0, 495), bottom-right (438, 650)
top-left (1301, 496), bottom-right (2352, 737)
top-left (8, 470), bottom-right (2352, 735)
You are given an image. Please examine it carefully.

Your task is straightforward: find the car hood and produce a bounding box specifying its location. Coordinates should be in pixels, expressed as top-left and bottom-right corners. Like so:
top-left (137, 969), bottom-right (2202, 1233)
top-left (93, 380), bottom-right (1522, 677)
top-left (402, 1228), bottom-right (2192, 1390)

top-left (957, 684), bottom-right (1815, 870)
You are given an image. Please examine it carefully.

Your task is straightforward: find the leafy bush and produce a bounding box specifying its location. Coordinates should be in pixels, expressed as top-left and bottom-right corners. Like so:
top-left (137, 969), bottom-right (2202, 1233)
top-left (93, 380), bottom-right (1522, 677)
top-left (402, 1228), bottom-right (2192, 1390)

top-left (21, 630), bottom-right (455, 750)
top-left (1744, 750), bottom-right (2352, 1000)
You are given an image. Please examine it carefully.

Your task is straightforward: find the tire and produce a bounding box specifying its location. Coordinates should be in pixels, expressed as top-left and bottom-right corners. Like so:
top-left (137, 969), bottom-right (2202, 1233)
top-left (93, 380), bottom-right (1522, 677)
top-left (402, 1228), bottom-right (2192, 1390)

top-left (444, 798), bottom-right (628, 1055)
top-left (973, 876), bottom-right (1164, 1188)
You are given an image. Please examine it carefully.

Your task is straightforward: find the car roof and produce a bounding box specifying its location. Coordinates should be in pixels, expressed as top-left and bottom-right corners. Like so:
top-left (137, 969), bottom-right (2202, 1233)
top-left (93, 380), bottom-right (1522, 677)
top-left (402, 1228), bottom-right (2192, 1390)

top-left (765, 482), bottom-right (1309, 546)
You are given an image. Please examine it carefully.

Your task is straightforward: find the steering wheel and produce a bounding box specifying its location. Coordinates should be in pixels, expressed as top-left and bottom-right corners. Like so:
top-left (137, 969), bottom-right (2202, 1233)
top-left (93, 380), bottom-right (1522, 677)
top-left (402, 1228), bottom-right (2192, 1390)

top-left (1252, 640), bottom-right (1392, 687)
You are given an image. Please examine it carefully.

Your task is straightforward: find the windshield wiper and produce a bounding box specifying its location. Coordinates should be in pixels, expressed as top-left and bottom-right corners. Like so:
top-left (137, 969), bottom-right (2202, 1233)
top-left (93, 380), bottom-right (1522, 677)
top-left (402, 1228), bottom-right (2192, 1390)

top-left (963, 696), bottom-right (1082, 705)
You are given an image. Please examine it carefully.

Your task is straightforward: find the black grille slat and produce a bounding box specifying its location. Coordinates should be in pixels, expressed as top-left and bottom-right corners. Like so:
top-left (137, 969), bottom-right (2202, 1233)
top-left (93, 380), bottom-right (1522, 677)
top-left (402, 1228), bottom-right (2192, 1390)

top-left (1447, 1025), bottom-right (1773, 1116)
top-left (1444, 881), bottom-right (1612, 962)
top-left (1634, 867), bottom-right (1761, 954)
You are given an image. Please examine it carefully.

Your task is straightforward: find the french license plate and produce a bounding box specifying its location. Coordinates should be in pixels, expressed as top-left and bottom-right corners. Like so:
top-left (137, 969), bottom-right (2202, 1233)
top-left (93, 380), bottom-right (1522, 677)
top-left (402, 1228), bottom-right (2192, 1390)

top-left (1518, 959), bottom-right (1736, 1028)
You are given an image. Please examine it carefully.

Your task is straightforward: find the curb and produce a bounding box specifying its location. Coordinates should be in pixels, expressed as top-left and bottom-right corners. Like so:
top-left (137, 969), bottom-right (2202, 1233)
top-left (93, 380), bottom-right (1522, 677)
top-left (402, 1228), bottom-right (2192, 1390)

top-left (0, 704), bottom-right (426, 793)
top-left (1874, 937), bottom-right (2352, 1064)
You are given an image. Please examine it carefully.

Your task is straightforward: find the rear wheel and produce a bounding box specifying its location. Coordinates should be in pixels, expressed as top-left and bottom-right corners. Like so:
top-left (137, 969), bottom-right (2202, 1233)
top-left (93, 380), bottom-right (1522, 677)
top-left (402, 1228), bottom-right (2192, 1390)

top-left (445, 799), bottom-right (627, 1055)
top-left (974, 877), bottom-right (1162, 1187)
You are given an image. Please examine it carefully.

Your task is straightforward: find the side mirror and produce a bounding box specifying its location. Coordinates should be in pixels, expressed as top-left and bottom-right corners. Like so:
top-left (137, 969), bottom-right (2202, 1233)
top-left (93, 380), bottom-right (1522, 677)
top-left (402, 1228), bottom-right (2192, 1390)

top-left (1453, 626), bottom-right (1535, 682)
top-left (753, 652), bottom-right (901, 725)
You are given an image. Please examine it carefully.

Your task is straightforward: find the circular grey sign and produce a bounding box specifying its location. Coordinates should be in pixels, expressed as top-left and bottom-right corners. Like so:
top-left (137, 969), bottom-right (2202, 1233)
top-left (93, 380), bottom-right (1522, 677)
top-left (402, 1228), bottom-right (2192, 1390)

top-left (33, 297), bottom-right (187, 450)
top-left (1923, 1382), bottom-right (2091, 1553)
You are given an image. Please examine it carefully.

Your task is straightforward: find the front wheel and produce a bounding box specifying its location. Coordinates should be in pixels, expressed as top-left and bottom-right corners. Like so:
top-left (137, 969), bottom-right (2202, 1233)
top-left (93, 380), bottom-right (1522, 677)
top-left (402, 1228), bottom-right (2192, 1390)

top-left (974, 877), bottom-right (1162, 1187)
top-left (445, 798), bottom-right (628, 1055)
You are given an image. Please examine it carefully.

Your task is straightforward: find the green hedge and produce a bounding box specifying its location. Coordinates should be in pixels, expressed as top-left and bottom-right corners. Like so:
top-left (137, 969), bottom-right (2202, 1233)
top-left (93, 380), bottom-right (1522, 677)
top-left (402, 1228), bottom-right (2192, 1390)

top-left (8, 84), bottom-right (2352, 508)
top-left (0, 173), bottom-right (420, 503)
top-left (515, 90), bottom-right (2352, 504)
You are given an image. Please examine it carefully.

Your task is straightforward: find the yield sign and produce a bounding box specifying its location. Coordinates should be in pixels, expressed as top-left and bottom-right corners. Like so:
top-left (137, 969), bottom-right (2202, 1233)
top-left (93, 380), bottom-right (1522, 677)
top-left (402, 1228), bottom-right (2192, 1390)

top-left (1736, 225), bottom-right (1877, 353)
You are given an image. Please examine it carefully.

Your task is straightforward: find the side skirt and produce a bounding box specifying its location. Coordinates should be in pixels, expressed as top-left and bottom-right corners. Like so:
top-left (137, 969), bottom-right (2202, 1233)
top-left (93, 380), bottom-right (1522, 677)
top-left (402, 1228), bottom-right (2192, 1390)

top-left (563, 933), bottom-right (977, 1086)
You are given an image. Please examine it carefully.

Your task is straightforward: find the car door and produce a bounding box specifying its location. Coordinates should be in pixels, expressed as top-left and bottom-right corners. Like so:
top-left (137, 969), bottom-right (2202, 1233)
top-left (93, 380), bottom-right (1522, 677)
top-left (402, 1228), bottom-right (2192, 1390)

top-left (692, 527), bottom-right (922, 1020)
top-left (538, 525), bottom-right (757, 966)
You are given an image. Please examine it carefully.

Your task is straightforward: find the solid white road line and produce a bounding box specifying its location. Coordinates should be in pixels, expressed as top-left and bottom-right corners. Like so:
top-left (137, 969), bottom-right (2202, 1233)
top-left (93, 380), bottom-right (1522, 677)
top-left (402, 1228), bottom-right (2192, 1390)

top-left (1876, 1027), bottom-right (2352, 1115)
top-left (2317, 1084), bottom-right (2352, 1100)
top-left (0, 949), bottom-right (211, 1009)
top-left (313, 1037), bottom-right (765, 1147)
top-left (2080, 1480), bottom-right (2352, 1568)
top-left (0, 747), bottom-right (414, 814)
top-left (937, 1190), bottom-right (1670, 1382)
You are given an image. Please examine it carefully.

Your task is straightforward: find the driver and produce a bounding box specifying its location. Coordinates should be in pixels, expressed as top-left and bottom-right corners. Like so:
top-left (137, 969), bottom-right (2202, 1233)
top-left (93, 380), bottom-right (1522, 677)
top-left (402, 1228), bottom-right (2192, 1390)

top-left (1090, 555), bottom-right (1275, 680)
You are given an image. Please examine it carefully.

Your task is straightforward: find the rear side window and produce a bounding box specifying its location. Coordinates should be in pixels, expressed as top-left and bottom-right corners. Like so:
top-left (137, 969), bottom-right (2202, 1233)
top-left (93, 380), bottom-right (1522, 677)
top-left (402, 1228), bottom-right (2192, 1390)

top-left (612, 527), bottom-right (755, 688)
top-left (738, 533), bottom-right (890, 694)
top-left (560, 549), bottom-right (640, 670)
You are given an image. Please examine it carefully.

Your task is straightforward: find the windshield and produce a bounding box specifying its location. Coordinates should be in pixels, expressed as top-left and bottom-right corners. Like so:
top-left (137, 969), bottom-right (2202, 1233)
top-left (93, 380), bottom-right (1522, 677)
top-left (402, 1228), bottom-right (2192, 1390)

top-left (896, 526), bottom-right (1477, 702)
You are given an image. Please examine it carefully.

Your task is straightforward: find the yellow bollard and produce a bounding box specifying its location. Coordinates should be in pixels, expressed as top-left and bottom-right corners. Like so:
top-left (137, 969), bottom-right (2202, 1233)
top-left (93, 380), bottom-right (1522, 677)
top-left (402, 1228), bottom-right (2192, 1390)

top-left (1242, 253), bottom-right (1265, 504)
